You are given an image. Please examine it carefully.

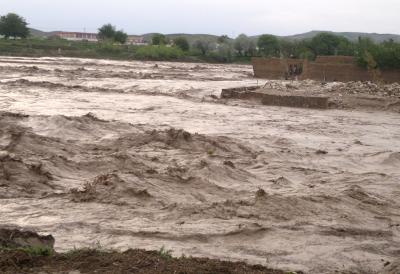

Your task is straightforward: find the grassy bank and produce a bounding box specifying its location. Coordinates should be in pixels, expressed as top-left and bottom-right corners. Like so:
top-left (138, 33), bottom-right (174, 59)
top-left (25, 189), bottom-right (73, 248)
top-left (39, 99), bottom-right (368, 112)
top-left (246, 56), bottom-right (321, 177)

top-left (0, 38), bottom-right (137, 60)
top-left (0, 38), bottom-right (252, 64)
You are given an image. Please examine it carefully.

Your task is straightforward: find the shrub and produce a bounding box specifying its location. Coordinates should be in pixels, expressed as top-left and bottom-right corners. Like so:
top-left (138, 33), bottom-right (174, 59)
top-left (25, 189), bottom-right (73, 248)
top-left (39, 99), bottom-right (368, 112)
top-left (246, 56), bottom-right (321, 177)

top-left (173, 37), bottom-right (190, 51)
top-left (152, 34), bottom-right (168, 45)
top-left (135, 45), bottom-right (184, 60)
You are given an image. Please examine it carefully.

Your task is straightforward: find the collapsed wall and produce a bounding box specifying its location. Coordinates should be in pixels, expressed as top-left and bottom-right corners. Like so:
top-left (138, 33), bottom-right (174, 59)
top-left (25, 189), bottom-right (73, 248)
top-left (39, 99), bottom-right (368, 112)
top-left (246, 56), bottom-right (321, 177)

top-left (221, 87), bottom-right (329, 109)
top-left (252, 56), bottom-right (400, 83)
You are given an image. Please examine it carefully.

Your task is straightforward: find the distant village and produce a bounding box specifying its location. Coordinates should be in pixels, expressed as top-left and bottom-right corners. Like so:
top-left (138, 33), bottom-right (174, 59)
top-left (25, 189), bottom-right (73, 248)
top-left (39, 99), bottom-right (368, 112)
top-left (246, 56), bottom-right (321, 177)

top-left (55, 31), bottom-right (148, 45)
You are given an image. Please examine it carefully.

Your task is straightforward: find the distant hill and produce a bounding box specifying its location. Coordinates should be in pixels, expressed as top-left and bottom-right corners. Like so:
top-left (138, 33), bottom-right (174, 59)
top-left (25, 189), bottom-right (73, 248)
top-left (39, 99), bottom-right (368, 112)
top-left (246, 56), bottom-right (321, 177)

top-left (29, 28), bottom-right (58, 38)
top-left (280, 30), bottom-right (400, 43)
top-left (30, 28), bottom-right (400, 43)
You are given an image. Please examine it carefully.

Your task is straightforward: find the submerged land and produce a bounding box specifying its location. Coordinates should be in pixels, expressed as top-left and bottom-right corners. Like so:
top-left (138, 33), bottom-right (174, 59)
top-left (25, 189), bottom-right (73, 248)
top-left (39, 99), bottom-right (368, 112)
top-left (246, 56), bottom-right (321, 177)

top-left (0, 56), bottom-right (399, 274)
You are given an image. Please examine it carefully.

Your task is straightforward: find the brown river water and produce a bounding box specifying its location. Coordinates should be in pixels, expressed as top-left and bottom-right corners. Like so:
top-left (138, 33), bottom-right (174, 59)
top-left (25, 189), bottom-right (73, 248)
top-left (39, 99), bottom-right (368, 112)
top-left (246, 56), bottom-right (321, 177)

top-left (0, 56), bottom-right (399, 273)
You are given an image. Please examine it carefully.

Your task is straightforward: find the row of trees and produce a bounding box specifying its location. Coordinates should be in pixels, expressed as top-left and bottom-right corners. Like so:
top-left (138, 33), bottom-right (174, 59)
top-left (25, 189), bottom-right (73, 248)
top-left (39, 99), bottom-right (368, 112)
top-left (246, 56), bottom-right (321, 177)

top-left (147, 32), bottom-right (352, 60)
top-left (147, 32), bottom-right (399, 68)
top-left (1, 13), bottom-right (399, 68)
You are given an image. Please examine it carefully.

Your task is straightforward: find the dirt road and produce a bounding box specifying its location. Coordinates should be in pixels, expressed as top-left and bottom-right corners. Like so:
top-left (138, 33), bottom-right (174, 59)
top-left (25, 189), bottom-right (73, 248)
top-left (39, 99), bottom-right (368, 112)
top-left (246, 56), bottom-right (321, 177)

top-left (0, 57), bottom-right (399, 274)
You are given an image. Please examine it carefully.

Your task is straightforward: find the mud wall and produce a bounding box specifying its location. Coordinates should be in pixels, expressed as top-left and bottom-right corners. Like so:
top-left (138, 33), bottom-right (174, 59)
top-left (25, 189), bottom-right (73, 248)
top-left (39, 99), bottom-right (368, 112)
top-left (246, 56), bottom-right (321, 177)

top-left (314, 56), bottom-right (356, 64)
top-left (261, 94), bottom-right (329, 109)
top-left (252, 58), bottom-right (287, 79)
top-left (252, 58), bottom-right (305, 79)
top-left (378, 70), bottom-right (400, 83)
top-left (303, 63), bottom-right (372, 82)
top-left (252, 57), bottom-right (400, 83)
top-left (221, 86), bottom-right (262, 100)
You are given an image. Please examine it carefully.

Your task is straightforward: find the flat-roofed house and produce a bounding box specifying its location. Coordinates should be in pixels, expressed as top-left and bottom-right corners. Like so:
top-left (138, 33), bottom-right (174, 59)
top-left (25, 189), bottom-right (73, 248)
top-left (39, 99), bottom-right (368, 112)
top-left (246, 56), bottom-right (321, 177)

top-left (56, 32), bottom-right (98, 42)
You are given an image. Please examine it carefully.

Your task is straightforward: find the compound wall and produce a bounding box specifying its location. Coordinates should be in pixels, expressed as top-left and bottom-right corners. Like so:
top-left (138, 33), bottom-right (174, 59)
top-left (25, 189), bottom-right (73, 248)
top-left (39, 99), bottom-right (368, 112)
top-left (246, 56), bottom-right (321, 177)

top-left (252, 57), bottom-right (400, 83)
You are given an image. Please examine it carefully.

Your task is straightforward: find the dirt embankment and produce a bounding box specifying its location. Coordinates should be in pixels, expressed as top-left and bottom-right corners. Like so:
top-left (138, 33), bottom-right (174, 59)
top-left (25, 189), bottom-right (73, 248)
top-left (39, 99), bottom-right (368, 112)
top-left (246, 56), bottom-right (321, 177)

top-left (221, 80), bottom-right (400, 112)
top-left (0, 227), bottom-right (286, 274)
top-left (0, 249), bottom-right (286, 274)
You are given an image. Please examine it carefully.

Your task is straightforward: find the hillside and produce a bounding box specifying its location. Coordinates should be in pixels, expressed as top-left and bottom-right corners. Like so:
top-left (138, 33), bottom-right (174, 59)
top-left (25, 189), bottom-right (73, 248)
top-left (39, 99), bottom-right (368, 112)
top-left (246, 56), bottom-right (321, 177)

top-left (282, 30), bottom-right (400, 42)
top-left (29, 28), bottom-right (59, 38)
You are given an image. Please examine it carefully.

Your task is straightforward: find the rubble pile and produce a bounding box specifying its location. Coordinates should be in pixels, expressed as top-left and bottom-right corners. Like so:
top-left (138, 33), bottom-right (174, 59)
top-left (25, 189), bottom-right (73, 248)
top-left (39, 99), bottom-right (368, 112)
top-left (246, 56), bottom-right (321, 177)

top-left (326, 81), bottom-right (400, 97)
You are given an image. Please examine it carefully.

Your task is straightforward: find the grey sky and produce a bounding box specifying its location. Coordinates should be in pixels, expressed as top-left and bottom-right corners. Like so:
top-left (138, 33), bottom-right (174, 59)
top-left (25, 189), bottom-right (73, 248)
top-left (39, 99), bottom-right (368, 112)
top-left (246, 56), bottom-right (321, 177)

top-left (1, 0), bottom-right (399, 36)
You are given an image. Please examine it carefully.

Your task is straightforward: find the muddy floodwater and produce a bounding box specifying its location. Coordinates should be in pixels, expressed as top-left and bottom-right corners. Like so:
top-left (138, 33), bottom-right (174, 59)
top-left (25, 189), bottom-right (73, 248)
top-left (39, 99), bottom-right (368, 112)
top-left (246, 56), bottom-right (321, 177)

top-left (0, 56), bottom-right (399, 274)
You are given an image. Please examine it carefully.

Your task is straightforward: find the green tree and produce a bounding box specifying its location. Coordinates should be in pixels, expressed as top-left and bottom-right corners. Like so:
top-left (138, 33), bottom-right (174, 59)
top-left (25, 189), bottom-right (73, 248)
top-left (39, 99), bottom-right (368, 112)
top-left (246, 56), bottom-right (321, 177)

top-left (218, 35), bottom-right (230, 44)
top-left (233, 34), bottom-right (256, 56)
top-left (152, 34), bottom-right (167, 45)
top-left (193, 40), bottom-right (211, 55)
top-left (114, 30), bottom-right (127, 44)
top-left (0, 13), bottom-right (29, 39)
top-left (279, 39), bottom-right (295, 58)
top-left (356, 37), bottom-right (400, 69)
top-left (257, 34), bottom-right (280, 57)
top-left (98, 24), bottom-right (116, 41)
top-left (214, 43), bottom-right (234, 62)
top-left (336, 37), bottom-right (355, 56)
top-left (310, 32), bottom-right (344, 56)
top-left (173, 37), bottom-right (189, 51)
top-left (234, 34), bottom-right (250, 56)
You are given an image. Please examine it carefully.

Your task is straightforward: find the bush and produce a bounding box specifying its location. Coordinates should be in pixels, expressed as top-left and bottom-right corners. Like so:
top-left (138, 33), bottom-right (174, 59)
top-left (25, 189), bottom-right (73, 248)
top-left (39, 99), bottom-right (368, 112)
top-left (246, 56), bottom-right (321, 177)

top-left (97, 43), bottom-right (123, 55)
top-left (98, 24), bottom-right (127, 44)
top-left (356, 38), bottom-right (400, 69)
top-left (173, 37), bottom-right (189, 51)
top-left (152, 34), bottom-right (168, 45)
top-left (135, 45), bottom-right (184, 60)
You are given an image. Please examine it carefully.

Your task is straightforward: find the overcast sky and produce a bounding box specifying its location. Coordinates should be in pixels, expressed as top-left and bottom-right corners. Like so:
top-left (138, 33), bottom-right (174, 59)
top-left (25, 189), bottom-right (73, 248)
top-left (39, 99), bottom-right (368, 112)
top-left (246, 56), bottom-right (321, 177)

top-left (1, 0), bottom-right (399, 36)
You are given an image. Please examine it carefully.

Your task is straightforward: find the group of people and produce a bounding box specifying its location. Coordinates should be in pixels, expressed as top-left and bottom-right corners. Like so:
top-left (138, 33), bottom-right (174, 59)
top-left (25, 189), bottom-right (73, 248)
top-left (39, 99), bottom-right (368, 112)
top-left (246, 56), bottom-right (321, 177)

top-left (285, 63), bottom-right (303, 80)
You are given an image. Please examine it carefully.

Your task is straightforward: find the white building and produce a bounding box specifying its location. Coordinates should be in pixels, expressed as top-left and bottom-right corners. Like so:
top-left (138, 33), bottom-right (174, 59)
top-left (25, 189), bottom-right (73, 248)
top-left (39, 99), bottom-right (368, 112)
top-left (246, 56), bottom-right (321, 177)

top-left (56, 32), bottom-right (98, 42)
top-left (126, 36), bottom-right (147, 45)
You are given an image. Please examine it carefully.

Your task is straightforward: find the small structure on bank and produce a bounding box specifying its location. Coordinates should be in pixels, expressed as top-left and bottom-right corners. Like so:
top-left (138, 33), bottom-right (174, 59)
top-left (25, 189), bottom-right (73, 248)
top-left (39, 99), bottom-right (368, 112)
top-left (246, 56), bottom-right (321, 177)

top-left (252, 56), bottom-right (400, 83)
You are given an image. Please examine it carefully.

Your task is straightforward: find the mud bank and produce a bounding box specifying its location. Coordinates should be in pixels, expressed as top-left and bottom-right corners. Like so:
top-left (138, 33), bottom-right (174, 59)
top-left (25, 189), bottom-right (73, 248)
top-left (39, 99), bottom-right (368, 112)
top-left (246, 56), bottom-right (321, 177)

top-left (221, 81), bottom-right (400, 111)
top-left (0, 57), bottom-right (400, 274)
top-left (0, 228), bottom-right (287, 274)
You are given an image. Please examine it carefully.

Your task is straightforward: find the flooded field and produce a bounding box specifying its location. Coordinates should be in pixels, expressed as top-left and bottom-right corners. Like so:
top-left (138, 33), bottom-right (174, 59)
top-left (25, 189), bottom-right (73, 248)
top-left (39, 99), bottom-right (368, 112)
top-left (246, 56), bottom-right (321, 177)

top-left (0, 56), bottom-right (399, 274)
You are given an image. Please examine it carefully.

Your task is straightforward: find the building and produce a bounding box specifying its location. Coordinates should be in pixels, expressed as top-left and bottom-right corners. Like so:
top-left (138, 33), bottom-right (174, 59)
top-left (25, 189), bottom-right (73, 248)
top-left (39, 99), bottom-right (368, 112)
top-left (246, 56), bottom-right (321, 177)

top-left (126, 36), bottom-right (147, 45)
top-left (56, 32), bottom-right (98, 42)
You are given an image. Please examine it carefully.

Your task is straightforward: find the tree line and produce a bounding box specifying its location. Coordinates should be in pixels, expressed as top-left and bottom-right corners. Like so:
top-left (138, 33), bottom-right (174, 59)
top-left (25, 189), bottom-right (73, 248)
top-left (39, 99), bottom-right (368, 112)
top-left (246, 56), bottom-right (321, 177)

top-left (144, 32), bottom-right (400, 69)
top-left (1, 12), bottom-right (399, 69)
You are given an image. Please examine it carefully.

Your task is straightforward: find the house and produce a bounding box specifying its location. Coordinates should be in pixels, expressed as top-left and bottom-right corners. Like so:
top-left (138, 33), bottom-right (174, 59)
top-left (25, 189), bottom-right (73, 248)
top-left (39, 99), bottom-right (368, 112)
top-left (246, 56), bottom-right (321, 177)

top-left (55, 32), bottom-right (98, 42)
top-left (126, 36), bottom-right (147, 45)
